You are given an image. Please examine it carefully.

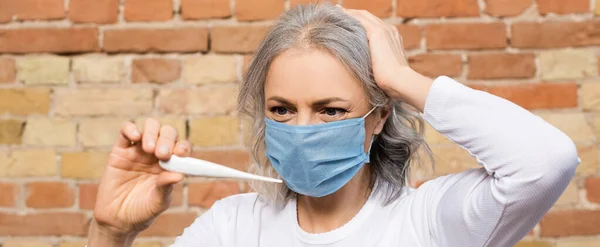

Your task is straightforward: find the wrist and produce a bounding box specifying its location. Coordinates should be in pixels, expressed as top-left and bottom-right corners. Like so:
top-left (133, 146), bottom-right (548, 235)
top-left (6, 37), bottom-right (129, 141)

top-left (88, 219), bottom-right (137, 247)
top-left (390, 67), bottom-right (433, 112)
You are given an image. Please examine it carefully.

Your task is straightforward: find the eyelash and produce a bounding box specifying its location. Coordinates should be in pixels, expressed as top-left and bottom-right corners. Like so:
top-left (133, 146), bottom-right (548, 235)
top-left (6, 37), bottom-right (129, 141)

top-left (269, 107), bottom-right (348, 116)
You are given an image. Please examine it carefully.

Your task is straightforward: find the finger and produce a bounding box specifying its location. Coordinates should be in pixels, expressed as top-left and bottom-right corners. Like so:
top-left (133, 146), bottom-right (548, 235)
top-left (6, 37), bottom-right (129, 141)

top-left (173, 140), bottom-right (192, 157)
top-left (156, 171), bottom-right (184, 188)
top-left (356, 9), bottom-right (385, 25)
top-left (343, 9), bottom-right (377, 33)
top-left (344, 10), bottom-right (386, 38)
top-left (155, 125), bottom-right (178, 160)
top-left (142, 118), bottom-right (161, 154)
top-left (115, 122), bottom-right (141, 148)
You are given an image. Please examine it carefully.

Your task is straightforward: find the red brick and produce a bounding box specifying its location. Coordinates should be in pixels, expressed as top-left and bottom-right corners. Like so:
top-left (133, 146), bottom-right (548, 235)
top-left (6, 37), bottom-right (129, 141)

top-left (409, 54), bottom-right (462, 78)
top-left (26, 182), bottom-right (75, 208)
top-left (188, 181), bottom-right (240, 208)
top-left (585, 177), bottom-right (600, 203)
top-left (538, 0), bottom-right (589, 15)
top-left (171, 183), bottom-right (184, 206)
top-left (540, 210), bottom-right (600, 237)
top-left (139, 212), bottom-right (196, 236)
top-left (211, 26), bottom-right (270, 53)
top-left (290, 0), bottom-right (339, 7)
top-left (103, 28), bottom-right (208, 53)
top-left (79, 183), bottom-right (98, 210)
top-left (0, 58), bottom-right (16, 83)
top-left (235, 0), bottom-right (284, 21)
top-left (124, 0), bottom-right (173, 21)
top-left (397, 0), bottom-right (479, 17)
top-left (426, 23), bottom-right (506, 50)
top-left (0, 0), bottom-right (64, 21)
top-left (396, 24), bottom-right (421, 49)
top-left (191, 150), bottom-right (251, 172)
top-left (344, 0), bottom-right (393, 18)
top-left (181, 0), bottom-right (231, 19)
top-left (468, 53), bottom-right (535, 79)
top-left (0, 183), bottom-right (18, 207)
top-left (0, 28), bottom-right (99, 54)
top-left (484, 0), bottom-right (532, 16)
top-left (0, 212), bottom-right (88, 236)
top-left (69, 0), bottom-right (119, 24)
top-left (132, 58), bottom-right (181, 83)
top-left (471, 83), bottom-right (577, 110)
top-left (511, 21), bottom-right (600, 48)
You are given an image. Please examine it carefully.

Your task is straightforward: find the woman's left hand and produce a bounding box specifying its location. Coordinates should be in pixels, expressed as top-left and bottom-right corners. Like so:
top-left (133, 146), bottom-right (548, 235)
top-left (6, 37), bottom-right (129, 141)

top-left (341, 7), bottom-right (433, 112)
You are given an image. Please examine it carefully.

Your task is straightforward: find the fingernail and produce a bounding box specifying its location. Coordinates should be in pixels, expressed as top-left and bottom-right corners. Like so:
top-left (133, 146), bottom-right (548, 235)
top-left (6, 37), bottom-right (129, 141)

top-left (131, 131), bottom-right (140, 138)
top-left (178, 143), bottom-right (188, 151)
top-left (159, 146), bottom-right (169, 154)
top-left (146, 140), bottom-right (155, 148)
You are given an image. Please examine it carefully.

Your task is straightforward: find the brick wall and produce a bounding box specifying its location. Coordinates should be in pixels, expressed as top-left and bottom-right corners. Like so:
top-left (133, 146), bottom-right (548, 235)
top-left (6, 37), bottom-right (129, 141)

top-left (0, 0), bottom-right (598, 246)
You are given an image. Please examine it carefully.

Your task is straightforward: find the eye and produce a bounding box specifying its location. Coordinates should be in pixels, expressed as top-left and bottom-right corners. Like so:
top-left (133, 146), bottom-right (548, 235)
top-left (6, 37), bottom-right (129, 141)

top-left (324, 108), bottom-right (341, 116)
top-left (271, 106), bottom-right (289, 115)
top-left (320, 108), bottom-right (348, 118)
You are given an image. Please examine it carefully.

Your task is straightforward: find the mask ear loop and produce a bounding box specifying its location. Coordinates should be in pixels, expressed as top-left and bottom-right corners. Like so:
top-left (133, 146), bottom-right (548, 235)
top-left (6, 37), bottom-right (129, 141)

top-left (362, 106), bottom-right (379, 119)
top-left (364, 106), bottom-right (380, 158)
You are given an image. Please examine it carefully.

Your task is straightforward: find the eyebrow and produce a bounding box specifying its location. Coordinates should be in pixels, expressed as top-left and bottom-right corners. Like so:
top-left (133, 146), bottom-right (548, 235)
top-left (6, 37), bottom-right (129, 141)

top-left (267, 96), bottom-right (349, 107)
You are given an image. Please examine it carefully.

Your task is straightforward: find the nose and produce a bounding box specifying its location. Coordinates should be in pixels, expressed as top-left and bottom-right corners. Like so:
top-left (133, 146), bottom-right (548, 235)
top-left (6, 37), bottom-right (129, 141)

top-left (294, 110), bottom-right (320, 126)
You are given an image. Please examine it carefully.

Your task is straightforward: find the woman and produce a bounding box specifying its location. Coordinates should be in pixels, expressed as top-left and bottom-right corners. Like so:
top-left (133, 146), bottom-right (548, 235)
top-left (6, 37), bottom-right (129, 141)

top-left (88, 3), bottom-right (580, 247)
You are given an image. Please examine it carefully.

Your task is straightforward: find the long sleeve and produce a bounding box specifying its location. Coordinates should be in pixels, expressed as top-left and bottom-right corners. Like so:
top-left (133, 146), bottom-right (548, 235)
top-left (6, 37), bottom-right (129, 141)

top-left (420, 76), bottom-right (580, 246)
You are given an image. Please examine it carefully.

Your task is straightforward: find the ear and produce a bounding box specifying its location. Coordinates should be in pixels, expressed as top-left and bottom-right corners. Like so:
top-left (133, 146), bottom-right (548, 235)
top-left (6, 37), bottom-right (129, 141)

top-left (373, 104), bottom-right (391, 135)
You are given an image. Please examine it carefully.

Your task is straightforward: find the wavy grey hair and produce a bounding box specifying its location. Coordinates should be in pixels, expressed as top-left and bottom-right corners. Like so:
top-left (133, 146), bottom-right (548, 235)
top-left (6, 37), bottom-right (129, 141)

top-left (238, 3), bottom-right (432, 205)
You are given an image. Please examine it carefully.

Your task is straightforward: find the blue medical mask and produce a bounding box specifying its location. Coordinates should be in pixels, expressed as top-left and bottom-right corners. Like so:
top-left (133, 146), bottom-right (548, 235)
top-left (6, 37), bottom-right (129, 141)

top-left (265, 107), bottom-right (377, 197)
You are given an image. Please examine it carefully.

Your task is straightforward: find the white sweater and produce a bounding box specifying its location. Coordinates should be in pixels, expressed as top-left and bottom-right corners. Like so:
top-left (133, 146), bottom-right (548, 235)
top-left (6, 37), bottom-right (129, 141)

top-left (171, 76), bottom-right (580, 247)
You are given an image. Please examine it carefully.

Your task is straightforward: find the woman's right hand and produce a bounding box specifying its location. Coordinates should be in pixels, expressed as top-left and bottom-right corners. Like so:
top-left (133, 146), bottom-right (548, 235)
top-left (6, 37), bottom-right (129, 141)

top-left (92, 118), bottom-right (191, 237)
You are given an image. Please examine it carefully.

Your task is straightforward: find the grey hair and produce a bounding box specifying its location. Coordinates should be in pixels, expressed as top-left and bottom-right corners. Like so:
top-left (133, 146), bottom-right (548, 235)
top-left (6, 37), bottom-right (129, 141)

top-left (238, 3), bottom-right (433, 205)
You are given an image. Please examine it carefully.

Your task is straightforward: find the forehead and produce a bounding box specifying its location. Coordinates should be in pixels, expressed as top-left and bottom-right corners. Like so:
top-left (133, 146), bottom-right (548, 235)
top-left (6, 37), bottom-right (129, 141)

top-left (264, 48), bottom-right (366, 102)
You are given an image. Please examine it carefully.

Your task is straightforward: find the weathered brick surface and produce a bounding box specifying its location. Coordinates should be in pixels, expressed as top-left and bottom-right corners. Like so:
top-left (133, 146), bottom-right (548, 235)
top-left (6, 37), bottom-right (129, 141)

top-left (158, 85), bottom-right (238, 115)
top-left (69, 0), bottom-right (119, 24)
top-left (189, 117), bottom-right (240, 147)
top-left (181, 0), bottom-right (231, 19)
top-left (132, 58), bottom-right (181, 84)
top-left (468, 53), bottom-right (535, 79)
top-left (54, 88), bottom-right (153, 116)
top-left (17, 56), bottom-right (70, 85)
top-left (0, 212), bottom-right (88, 236)
top-left (103, 28), bottom-right (208, 53)
top-left (61, 151), bottom-right (109, 179)
top-left (512, 21), bottom-right (600, 48)
top-left (235, 0), bottom-right (284, 21)
top-left (0, 28), bottom-right (99, 54)
top-left (183, 55), bottom-right (238, 84)
top-left (397, 0), bottom-right (479, 17)
top-left (0, 89), bottom-right (51, 115)
top-left (0, 183), bottom-right (18, 207)
top-left (0, 58), bottom-right (16, 83)
top-left (0, 0), bottom-right (65, 21)
top-left (73, 57), bottom-right (124, 83)
top-left (124, 0), bottom-right (173, 21)
top-left (541, 210), bottom-right (600, 237)
top-left (26, 182), bottom-right (75, 208)
top-left (484, 0), bottom-right (532, 16)
top-left (0, 150), bottom-right (57, 177)
top-left (426, 23), bottom-right (506, 50)
top-left (1, 0), bottom-right (599, 243)
top-left (23, 118), bottom-right (77, 146)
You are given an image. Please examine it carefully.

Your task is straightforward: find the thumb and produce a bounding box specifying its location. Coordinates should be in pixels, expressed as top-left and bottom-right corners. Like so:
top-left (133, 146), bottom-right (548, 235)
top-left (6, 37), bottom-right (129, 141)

top-left (156, 171), bottom-right (184, 189)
